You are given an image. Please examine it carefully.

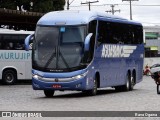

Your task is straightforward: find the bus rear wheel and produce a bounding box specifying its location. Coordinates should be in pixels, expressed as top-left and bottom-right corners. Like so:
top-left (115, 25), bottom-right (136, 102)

top-left (44, 90), bottom-right (55, 97)
top-left (115, 73), bottom-right (133, 91)
top-left (124, 72), bottom-right (133, 91)
top-left (2, 70), bottom-right (17, 85)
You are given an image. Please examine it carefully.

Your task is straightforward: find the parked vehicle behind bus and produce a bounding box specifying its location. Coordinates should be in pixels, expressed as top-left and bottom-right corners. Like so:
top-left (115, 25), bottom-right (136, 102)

top-left (150, 64), bottom-right (160, 94)
top-left (0, 29), bottom-right (33, 84)
top-left (25, 11), bottom-right (144, 97)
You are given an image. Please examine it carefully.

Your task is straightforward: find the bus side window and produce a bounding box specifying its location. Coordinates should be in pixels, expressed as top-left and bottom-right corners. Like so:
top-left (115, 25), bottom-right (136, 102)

top-left (4, 42), bottom-right (13, 50)
top-left (14, 43), bottom-right (24, 50)
top-left (0, 35), bottom-right (2, 49)
top-left (133, 26), bottom-right (143, 44)
top-left (98, 21), bottom-right (107, 44)
top-left (106, 22), bottom-right (122, 44)
top-left (122, 24), bottom-right (131, 44)
top-left (88, 20), bottom-right (97, 61)
top-left (13, 34), bottom-right (29, 50)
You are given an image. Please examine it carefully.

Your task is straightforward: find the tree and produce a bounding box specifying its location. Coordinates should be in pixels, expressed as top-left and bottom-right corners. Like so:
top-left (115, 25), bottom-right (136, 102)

top-left (52, 0), bottom-right (65, 11)
top-left (0, 0), bottom-right (17, 10)
top-left (32, 0), bottom-right (65, 13)
top-left (0, 0), bottom-right (30, 11)
top-left (0, 0), bottom-right (65, 13)
top-left (14, 0), bottom-right (30, 11)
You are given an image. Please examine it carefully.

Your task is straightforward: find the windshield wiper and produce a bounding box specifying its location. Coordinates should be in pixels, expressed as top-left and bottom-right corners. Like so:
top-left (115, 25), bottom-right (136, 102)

top-left (59, 50), bottom-right (71, 71)
top-left (44, 48), bottom-right (71, 71)
top-left (44, 48), bottom-right (56, 68)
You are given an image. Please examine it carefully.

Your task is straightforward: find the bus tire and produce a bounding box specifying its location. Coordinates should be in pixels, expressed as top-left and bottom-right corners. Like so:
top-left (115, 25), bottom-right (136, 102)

top-left (44, 90), bottom-right (55, 97)
top-left (116, 73), bottom-right (133, 91)
top-left (2, 70), bottom-right (17, 85)
top-left (124, 72), bottom-right (133, 91)
top-left (157, 84), bottom-right (160, 94)
top-left (84, 77), bottom-right (98, 96)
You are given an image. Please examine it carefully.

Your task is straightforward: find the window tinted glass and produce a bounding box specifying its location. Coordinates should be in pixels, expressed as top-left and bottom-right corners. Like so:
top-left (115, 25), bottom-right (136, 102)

top-left (0, 34), bottom-right (29, 50)
top-left (98, 20), bottom-right (143, 44)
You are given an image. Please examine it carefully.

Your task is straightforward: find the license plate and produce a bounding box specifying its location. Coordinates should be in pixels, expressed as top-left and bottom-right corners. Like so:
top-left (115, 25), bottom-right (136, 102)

top-left (52, 84), bottom-right (61, 88)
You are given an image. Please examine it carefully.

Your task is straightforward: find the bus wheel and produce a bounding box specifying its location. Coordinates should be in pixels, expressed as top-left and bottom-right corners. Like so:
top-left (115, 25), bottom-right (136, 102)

top-left (130, 76), bottom-right (135, 90)
top-left (85, 77), bottom-right (98, 96)
top-left (2, 70), bottom-right (17, 85)
top-left (157, 84), bottom-right (160, 94)
top-left (44, 90), bottom-right (55, 97)
top-left (117, 73), bottom-right (133, 91)
top-left (125, 73), bottom-right (133, 91)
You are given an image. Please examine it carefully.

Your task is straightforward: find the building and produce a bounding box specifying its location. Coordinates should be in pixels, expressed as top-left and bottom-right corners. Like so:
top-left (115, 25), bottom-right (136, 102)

top-left (144, 26), bottom-right (160, 57)
top-left (0, 8), bottom-right (43, 30)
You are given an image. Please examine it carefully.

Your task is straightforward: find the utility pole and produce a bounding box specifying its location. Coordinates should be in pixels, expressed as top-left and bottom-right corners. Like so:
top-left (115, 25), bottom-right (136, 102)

top-left (122, 0), bottom-right (139, 20)
top-left (106, 4), bottom-right (120, 15)
top-left (81, 1), bottom-right (99, 11)
top-left (67, 0), bottom-right (75, 10)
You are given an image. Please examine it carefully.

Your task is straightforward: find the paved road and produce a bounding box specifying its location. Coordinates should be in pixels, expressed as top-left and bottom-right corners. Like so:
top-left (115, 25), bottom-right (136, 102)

top-left (0, 76), bottom-right (160, 119)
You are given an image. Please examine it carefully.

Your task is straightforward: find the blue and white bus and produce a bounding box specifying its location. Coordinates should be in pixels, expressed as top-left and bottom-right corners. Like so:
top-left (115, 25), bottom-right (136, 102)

top-left (0, 29), bottom-right (33, 84)
top-left (25, 11), bottom-right (144, 97)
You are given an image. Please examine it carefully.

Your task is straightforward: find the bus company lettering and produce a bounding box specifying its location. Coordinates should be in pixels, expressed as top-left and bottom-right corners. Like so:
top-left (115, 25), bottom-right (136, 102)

top-left (101, 44), bottom-right (124, 58)
top-left (0, 52), bottom-right (31, 60)
top-left (101, 44), bottom-right (137, 58)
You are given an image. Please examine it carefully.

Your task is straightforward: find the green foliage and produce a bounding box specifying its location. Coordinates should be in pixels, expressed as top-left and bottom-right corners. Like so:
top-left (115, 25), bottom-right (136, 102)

top-left (52, 0), bottom-right (65, 11)
top-left (0, 0), bottom-right (17, 10)
top-left (0, 0), bottom-right (65, 13)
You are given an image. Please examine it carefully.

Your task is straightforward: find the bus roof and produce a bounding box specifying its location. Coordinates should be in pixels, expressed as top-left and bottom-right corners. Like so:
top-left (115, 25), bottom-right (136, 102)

top-left (37, 10), bottom-right (142, 26)
top-left (0, 29), bottom-right (34, 35)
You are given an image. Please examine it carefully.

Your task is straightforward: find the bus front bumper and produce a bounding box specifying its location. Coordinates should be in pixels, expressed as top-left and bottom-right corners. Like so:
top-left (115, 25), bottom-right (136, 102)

top-left (32, 77), bottom-right (88, 91)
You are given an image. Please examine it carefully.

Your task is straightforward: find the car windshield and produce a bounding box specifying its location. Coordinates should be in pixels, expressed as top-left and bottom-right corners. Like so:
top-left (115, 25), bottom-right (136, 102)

top-left (33, 25), bottom-right (87, 72)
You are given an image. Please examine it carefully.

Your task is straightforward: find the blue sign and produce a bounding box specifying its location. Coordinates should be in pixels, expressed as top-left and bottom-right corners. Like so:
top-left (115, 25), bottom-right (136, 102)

top-left (60, 27), bottom-right (65, 32)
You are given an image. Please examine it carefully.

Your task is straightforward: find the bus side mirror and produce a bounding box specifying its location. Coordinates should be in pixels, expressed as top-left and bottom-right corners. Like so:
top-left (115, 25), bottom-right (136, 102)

top-left (25, 34), bottom-right (34, 51)
top-left (84, 33), bottom-right (93, 51)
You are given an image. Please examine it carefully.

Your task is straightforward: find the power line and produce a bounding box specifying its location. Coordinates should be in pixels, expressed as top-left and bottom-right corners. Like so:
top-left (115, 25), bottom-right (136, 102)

top-left (81, 1), bottom-right (99, 11)
top-left (122, 0), bottom-right (139, 20)
top-left (115, 4), bottom-right (160, 6)
top-left (106, 4), bottom-right (120, 15)
top-left (69, 4), bottom-right (160, 7)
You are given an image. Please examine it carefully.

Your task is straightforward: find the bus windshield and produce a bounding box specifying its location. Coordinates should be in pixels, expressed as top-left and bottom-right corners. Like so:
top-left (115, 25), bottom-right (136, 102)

top-left (33, 25), bottom-right (87, 72)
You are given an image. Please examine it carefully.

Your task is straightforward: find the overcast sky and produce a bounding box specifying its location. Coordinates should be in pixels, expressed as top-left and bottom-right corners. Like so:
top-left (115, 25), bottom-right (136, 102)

top-left (64, 0), bottom-right (160, 26)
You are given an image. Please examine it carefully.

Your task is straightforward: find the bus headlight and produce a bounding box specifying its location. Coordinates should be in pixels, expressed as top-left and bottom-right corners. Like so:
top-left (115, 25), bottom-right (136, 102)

top-left (33, 74), bottom-right (41, 80)
top-left (73, 71), bottom-right (88, 80)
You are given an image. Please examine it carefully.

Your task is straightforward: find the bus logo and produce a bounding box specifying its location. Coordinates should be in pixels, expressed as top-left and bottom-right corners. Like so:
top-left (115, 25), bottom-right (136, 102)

top-left (101, 44), bottom-right (137, 58)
